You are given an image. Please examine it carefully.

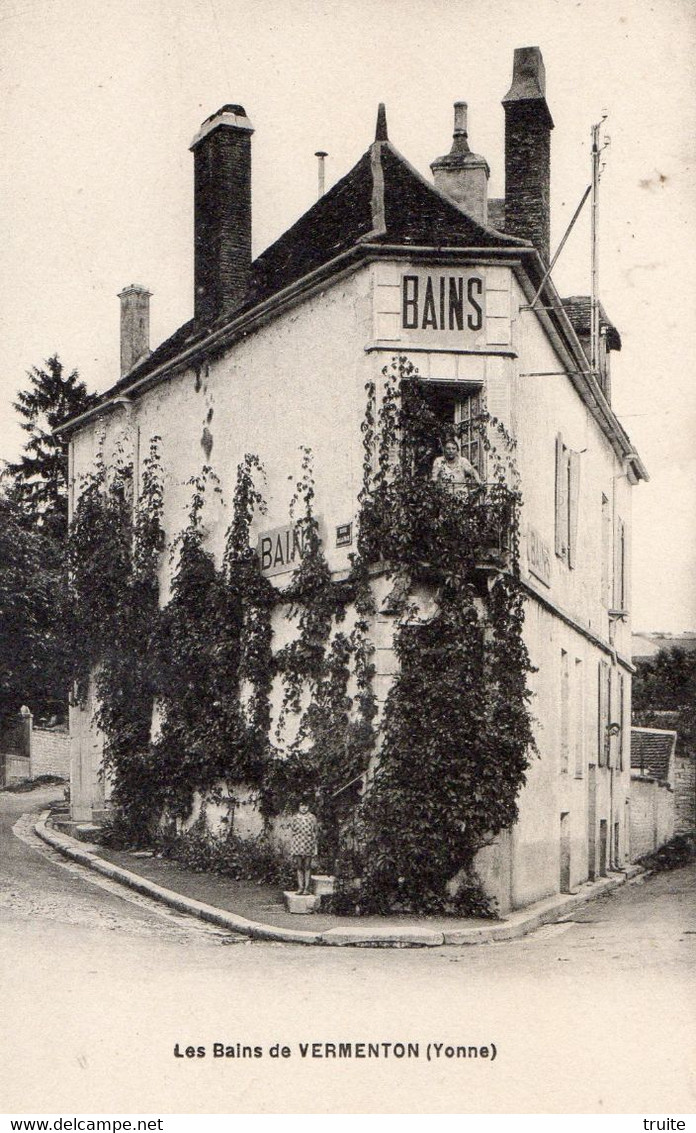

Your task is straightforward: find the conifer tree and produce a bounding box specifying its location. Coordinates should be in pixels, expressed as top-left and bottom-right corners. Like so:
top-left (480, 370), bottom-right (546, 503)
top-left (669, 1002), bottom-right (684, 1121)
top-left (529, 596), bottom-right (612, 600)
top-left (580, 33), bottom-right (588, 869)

top-left (5, 355), bottom-right (96, 537)
top-left (0, 492), bottom-right (69, 722)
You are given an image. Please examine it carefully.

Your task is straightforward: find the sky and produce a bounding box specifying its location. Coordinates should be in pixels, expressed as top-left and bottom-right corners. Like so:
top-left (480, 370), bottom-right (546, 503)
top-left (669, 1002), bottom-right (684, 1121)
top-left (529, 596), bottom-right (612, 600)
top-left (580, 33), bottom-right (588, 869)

top-left (0, 0), bottom-right (694, 632)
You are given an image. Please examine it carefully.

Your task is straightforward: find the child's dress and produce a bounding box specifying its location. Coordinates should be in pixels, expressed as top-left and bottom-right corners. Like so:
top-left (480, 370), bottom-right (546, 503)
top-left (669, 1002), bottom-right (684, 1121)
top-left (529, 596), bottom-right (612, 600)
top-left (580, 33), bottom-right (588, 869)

top-left (291, 811), bottom-right (318, 856)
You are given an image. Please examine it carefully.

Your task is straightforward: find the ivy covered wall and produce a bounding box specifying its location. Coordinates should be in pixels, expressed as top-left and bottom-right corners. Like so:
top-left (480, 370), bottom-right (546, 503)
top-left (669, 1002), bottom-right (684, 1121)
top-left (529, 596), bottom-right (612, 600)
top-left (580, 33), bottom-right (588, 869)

top-left (67, 355), bottom-right (536, 916)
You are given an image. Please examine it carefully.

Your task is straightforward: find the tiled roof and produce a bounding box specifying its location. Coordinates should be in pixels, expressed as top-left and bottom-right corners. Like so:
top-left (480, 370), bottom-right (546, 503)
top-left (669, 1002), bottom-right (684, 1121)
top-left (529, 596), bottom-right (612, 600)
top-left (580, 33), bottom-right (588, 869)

top-left (244, 140), bottom-right (525, 308)
top-left (93, 136), bottom-right (528, 406)
top-left (242, 149), bottom-right (378, 309)
top-left (375, 143), bottom-right (525, 250)
top-left (561, 296), bottom-right (621, 351)
top-left (631, 728), bottom-right (676, 781)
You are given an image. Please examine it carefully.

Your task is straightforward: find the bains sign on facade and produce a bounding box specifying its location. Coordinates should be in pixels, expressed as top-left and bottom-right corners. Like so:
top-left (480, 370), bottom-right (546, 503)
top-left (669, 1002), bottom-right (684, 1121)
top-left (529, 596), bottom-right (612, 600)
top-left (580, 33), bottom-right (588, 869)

top-left (60, 46), bottom-right (647, 914)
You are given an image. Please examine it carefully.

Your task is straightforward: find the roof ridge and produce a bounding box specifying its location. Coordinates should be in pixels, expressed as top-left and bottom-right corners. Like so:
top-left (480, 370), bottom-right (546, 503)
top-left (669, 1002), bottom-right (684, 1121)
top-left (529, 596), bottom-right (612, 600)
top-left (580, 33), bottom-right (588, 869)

top-left (366, 140), bottom-right (387, 239)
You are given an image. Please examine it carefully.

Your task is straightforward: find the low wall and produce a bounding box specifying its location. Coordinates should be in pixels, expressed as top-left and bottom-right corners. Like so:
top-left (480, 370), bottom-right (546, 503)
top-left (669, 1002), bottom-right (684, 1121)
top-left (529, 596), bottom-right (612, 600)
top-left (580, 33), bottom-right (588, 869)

top-left (630, 776), bottom-right (675, 861)
top-left (3, 755), bottom-right (31, 784)
top-left (31, 728), bottom-right (70, 779)
top-left (675, 755), bottom-right (695, 834)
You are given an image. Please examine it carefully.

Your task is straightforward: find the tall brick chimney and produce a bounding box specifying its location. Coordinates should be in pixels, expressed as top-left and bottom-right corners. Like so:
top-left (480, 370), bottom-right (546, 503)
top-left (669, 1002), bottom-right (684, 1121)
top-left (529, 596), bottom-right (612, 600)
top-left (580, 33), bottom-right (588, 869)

top-left (118, 284), bottom-right (151, 377)
top-left (190, 104), bottom-right (254, 326)
top-left (502, 47), bottom-right (554, 263)
top-left (431, 103), bottom-right (490, 224)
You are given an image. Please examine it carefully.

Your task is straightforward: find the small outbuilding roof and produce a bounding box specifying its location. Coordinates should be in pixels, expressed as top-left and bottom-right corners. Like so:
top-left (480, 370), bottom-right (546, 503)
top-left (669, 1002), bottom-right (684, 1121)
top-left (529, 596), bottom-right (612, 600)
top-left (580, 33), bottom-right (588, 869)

top-left (631, 727), bottom-right (677, 781)
top-left (561, 296), bottom-right (622, 352)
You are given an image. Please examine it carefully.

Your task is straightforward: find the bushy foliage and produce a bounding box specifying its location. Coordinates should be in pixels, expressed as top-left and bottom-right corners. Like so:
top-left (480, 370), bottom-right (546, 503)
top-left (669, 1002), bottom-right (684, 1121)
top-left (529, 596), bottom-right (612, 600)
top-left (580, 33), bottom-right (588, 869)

top-left (347, 358), bottom-right (535, 915)
top-left (69, 449), bottom-right (275, 844)
top-left (638, 833), bottom-right (695, 872)
top-left (633, 647), bottom-right (696, 757)
top-left (67, 440), bottom-right (164, 842)
top-left (0, 492), bottom-right (70, 721)
top-left (155, 817), bottom-right (292, 886)
top-left (153, 462), bottom-right (273, 817)
top-left (0, 354), bottom-right (95, 722)
top-left (263, 449), bottom-right (377, 862)
top-left (69, 356), bottom-right (535, 918)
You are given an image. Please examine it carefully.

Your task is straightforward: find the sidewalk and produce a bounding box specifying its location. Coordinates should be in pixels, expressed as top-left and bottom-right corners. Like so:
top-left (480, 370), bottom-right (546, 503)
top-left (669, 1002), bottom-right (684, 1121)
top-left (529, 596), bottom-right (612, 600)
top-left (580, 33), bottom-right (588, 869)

top-left (34, 810), bottom-right (643, 948)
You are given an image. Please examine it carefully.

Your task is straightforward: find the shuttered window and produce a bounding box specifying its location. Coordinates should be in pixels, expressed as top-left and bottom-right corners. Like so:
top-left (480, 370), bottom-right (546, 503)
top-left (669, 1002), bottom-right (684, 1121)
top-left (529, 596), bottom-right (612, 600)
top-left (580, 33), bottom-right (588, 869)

top-left (574, 657), bottom-right (584, 778)
top-left (555, 434), bottom-right (580, 567)
top-left (601, 494), bottom-right (611, 607)
top-left (613, 516), bottom-right (627, 612)
top-left (560, 649), bottom-right (570, 774)
top-left (618, 671), bottom-right (626, 771)
top-left (597, 660), bottom-right (610, 767)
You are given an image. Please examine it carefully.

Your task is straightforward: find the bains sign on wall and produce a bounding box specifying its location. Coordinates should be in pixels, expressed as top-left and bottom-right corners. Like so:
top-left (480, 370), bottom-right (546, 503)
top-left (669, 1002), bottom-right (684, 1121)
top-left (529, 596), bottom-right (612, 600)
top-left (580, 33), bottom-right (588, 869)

top-left (372, 264), bottom-right (510, 347)
top-left (257, 519), bottom-right (327, 578)
top-left (401, 271), bottom-right (484, 333)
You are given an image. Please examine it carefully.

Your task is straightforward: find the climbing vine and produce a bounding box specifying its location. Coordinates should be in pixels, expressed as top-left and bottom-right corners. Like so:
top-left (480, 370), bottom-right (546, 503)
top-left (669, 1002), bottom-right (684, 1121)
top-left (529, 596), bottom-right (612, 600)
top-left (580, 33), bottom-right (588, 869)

top-left (274, 447), bottom-right (344, 730)
top-left (153, 459), bottom-right (272, 819)
top-left (69, 353), bottom-right (534, 916)
top-left (67, 438), bottom-right (164, 842)
top-left (263, 448), bottom-right (377, 861)
top-left (345, 356), bottom-right (535, 915)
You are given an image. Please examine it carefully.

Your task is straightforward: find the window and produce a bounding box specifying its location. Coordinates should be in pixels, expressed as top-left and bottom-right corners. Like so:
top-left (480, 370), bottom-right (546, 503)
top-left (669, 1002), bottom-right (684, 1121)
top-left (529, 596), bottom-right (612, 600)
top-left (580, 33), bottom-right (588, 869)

top-left (597, 660), bottom-right (610, 767)
top-left (555, 434), bottom-right (580, 567)
top-left (454, 391), bottom-right (484, 476)
top-left (574, 657), bottom-right (584, 777)
top-left (427, 386), bottom-right (485, 479)
top-left (601, 493), bottom-right (612, 606)
top-left (613, 516), bottom-right (627, 612)
top-left (617, 671), bottom-right (626, 771)
top-left (560, 649), bottom-right (570, 774)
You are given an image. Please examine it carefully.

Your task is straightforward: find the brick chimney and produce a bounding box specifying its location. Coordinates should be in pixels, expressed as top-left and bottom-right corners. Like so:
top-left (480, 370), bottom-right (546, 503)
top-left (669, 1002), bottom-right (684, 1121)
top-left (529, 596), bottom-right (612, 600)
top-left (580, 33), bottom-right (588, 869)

top-left (502, 47), bottom-right (554, 263)
top-left (431, 102), bottom-right (489, 224)
top-left (190, 104), bottom-right (254, 326)
top-left (118, 284), bottom-right (151, 377)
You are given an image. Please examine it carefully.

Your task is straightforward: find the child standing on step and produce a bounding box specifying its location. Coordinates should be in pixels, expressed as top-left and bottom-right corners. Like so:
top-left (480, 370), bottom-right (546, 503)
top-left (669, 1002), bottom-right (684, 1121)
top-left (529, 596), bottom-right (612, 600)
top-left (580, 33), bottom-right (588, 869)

top-left (290, 799), bottom-right (318, 895)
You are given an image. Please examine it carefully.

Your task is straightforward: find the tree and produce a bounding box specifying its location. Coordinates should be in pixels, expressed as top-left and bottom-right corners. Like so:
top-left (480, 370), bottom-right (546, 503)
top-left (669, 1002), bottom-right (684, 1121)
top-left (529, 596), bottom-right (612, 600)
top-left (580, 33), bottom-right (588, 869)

top-left (632, 647), bottom-right (696, 757)
top-left (4, 355), bottom-right (96, 538)
top-left (0, 355), bottom-right (94, 723)
top-left (0, 492), bottom-right (69, 723)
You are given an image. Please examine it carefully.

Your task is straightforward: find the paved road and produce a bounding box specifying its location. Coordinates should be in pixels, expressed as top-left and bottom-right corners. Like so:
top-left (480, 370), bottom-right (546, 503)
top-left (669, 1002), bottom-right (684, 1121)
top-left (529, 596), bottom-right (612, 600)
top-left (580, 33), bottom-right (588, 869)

top-left (1, 788), bottom-right (694, 1114)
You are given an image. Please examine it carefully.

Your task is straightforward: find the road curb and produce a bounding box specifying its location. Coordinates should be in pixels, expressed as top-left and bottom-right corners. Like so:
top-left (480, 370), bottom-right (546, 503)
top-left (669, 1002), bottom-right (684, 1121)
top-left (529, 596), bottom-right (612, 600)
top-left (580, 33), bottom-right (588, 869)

top-left (33, 811), bottom-right (641, 948)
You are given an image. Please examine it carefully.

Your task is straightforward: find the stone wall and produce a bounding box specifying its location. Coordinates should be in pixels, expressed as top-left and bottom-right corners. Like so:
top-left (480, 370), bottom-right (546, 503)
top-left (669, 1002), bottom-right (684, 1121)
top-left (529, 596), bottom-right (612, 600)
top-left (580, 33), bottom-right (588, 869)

top-left (31, 727), bottom-right (70, 780)
top-left (630, 775), bottom-right (675, 861)
top-left (3, 755), bottom-right (31, 784)
top-left (675, 755), bottom-right (695, 834)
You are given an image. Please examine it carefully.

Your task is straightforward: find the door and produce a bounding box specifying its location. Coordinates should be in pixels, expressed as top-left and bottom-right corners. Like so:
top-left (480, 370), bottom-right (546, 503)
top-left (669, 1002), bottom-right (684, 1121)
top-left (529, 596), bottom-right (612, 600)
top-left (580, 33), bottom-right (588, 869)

top-left (560, 812), bottom-right (571, 893)
top-left (587, 764), bottom-right (597, 881)
top-left (599, 819), bottom-right (608, 877)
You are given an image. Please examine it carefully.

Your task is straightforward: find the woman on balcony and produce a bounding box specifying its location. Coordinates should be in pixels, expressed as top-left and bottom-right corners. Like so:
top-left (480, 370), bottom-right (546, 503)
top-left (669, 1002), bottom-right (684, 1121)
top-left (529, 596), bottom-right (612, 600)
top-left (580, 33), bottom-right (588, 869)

top-left (431, 435), bottom-right (482, 495)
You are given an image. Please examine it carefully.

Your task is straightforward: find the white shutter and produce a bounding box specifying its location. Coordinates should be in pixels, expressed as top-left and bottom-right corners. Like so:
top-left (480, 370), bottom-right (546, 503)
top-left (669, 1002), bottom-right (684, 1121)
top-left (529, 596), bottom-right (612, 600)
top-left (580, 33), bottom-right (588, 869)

top-left (555, 434), bottom-right (566, 558)
top-left (568, 449), bottom-right (580, 569)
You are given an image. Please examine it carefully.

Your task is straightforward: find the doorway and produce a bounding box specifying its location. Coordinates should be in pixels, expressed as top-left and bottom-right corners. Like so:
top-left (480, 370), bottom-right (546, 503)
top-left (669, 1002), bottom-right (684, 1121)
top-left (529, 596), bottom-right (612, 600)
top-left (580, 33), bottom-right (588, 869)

top-left (560, 812), bottom-right (571, 893)
top-left (599, 819), bottom-right (608, 877)
top-left (587, 764), bottom-right (597, 881)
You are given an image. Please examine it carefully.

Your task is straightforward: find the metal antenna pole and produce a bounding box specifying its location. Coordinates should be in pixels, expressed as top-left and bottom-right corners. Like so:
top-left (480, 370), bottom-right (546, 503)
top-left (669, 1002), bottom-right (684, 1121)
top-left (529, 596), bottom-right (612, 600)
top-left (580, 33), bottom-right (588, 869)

top-left (590, 115), bottom-right (608, 377)
top-left (528, 183), bottom-right (591, 310)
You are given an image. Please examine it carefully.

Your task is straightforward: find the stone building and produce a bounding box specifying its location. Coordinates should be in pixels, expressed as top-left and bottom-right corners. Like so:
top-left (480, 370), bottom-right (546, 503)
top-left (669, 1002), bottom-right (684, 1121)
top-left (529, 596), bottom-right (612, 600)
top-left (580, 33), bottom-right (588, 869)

top-left (60, 46), bottom-right (647, 912)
